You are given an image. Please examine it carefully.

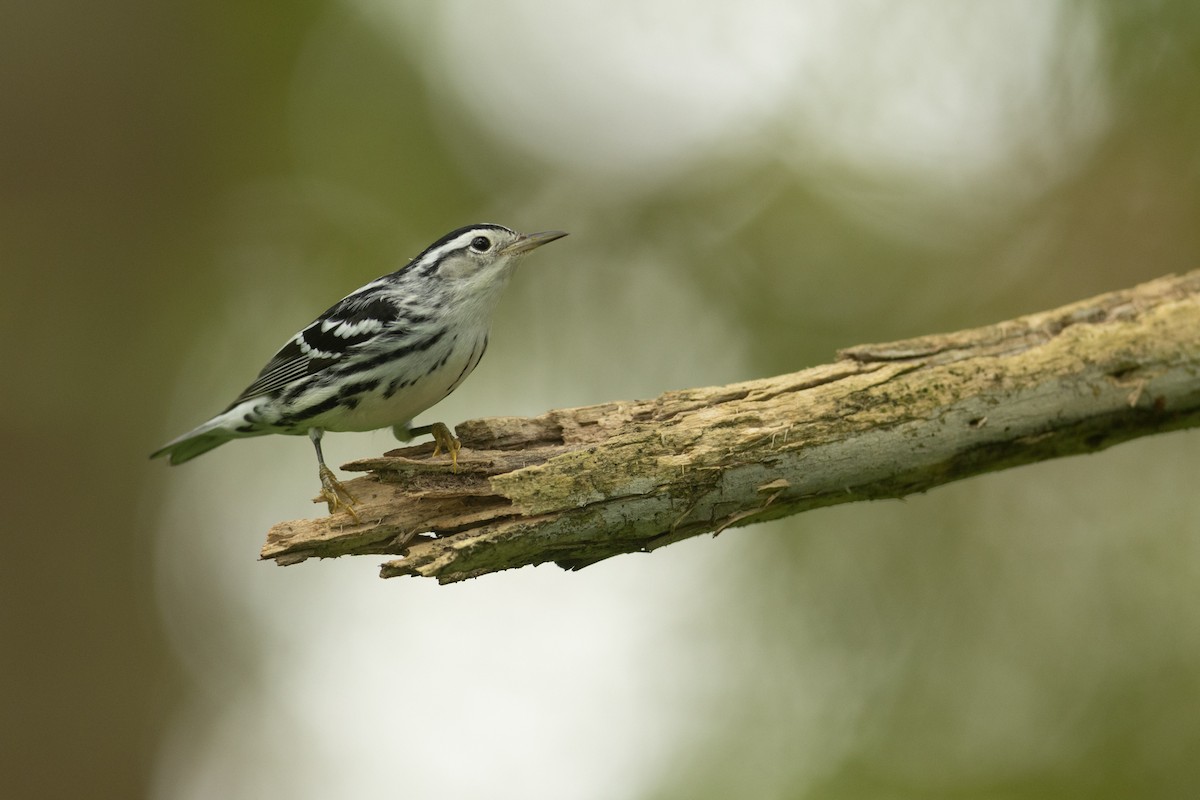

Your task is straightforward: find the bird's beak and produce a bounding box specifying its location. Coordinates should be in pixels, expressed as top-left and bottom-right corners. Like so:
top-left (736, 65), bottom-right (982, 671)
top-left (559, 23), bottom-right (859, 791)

top-left (502, 230), bottom-right (568, 256)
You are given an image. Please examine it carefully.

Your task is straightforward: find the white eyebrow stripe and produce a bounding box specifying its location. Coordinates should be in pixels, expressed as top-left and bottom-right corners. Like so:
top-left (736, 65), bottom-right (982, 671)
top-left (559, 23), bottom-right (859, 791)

top-left (410, 232), bottom-right (482, 269)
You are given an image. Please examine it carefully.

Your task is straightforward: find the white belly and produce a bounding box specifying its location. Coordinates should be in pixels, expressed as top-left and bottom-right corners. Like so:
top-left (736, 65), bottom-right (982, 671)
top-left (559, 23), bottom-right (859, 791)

top-left (311, 331), bottom-right (488, 433)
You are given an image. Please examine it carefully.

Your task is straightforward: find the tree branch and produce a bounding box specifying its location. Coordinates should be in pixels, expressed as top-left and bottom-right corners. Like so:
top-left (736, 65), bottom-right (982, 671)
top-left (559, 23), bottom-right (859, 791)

top-left (262, 271), bottom-right (1200, 582)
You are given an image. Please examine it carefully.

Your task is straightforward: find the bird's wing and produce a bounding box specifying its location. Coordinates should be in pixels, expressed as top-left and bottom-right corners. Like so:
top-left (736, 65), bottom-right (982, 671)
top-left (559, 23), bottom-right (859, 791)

top-left (229, 286), bottom-right (400, 405)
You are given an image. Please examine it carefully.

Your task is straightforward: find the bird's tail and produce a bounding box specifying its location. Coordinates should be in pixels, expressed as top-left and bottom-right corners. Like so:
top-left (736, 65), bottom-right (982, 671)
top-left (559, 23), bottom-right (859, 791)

top-left (151, 404), bottom-right (261, 465)
top-left (151, 430), bottom-right (231, 465)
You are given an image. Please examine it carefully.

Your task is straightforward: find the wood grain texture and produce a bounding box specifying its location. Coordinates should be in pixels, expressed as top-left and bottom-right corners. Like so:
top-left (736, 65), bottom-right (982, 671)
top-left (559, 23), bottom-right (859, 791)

top-left (261, 271), bottom-right (1200, 582)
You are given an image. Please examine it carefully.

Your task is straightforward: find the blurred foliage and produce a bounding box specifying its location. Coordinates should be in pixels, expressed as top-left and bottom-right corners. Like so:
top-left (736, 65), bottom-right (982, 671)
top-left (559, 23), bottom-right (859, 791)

top-left (4, 1), bottom-right (1200, 798)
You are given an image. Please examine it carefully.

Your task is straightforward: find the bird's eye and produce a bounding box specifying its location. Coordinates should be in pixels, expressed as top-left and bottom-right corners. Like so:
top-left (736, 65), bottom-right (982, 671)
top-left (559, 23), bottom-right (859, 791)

top-left (470, 236), bottom-right (491, 252)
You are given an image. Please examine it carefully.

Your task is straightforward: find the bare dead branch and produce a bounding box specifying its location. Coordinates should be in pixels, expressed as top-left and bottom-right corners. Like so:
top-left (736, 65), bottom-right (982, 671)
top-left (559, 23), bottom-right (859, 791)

top-left (262, 271), bottom-right (1200, 582)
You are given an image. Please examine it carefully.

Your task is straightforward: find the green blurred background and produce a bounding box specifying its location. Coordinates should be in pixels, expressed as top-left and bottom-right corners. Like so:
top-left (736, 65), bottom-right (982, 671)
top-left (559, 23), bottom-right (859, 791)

top-left (5, 2), bottom-right (1200, 798)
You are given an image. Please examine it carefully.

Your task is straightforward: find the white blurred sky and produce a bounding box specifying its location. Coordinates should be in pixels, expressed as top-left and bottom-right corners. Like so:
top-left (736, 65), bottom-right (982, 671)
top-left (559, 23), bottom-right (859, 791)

top-left (360, 0), bottom-right (1107, 224)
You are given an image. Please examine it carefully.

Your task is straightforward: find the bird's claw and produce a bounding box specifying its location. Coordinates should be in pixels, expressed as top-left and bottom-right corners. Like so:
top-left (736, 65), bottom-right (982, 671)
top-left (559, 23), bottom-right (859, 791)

top-left (429, 422), bottom-right (461, 473)
top-left (316, 464), bottom-right (360, 522)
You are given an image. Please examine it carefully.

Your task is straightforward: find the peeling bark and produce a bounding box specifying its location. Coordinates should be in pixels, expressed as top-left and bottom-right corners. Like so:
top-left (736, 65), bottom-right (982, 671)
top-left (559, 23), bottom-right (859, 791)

top-left (261, 271), bottom-right (1200, 582)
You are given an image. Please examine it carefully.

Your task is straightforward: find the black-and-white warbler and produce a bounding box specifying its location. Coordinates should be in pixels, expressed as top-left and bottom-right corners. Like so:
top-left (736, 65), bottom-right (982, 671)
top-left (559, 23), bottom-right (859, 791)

top-left (152, 223), bottom-right (567, 519)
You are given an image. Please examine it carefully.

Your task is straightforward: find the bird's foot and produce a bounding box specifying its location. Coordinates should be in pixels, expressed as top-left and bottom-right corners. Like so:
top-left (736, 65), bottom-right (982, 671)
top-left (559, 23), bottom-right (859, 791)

top-left (316, 464), bottom-right (360, 522)
top-left (429, 422), bottom-right (461, 473)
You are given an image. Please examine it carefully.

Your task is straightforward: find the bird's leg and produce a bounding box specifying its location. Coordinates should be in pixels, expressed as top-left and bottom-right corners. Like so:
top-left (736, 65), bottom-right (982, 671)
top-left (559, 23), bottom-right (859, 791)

top-left (429, 423), bottom-right (461, 471)
top-left (318, 465), bottom-right (359, 522)
top-left (309, 428), bottom-right (360, 522)
top-left (408, 422), bottom-right (461, 473)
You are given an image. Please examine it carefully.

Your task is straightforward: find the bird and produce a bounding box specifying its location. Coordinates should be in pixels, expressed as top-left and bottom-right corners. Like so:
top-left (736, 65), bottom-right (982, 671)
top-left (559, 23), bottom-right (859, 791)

top-left (151, 223), bottom-right (567, 520)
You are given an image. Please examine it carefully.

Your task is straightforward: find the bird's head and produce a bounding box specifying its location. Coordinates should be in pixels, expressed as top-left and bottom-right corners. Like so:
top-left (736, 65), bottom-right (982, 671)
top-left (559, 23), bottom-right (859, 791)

top-left (408, 224), bottom-right (567, 288)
